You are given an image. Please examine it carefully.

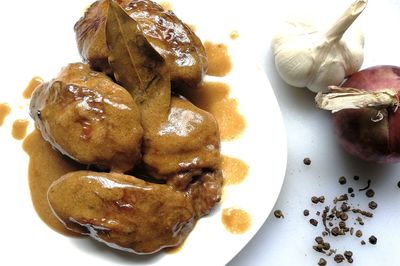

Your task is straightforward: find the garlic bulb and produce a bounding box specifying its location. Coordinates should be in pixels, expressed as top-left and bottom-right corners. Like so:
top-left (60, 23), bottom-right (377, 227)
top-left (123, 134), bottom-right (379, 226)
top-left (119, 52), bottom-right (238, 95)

top-left (271, 0), bottom-right (367, 93)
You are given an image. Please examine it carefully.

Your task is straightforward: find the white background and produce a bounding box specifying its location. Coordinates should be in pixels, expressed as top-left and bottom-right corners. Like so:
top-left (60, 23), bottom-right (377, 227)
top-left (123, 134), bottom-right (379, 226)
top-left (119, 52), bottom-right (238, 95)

top-left (229, 0), bottom-right (400, 265)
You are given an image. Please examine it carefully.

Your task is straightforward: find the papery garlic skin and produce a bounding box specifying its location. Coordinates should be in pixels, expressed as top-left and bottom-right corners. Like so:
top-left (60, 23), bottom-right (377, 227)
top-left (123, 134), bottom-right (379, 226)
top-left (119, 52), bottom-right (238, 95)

top-left (271, 0), bottom-right (366, 93)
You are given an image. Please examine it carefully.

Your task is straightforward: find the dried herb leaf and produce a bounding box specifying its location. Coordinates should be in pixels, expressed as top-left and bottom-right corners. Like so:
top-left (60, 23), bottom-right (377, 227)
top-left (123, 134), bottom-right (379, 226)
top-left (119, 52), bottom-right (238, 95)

top-left (106, 0), bottom-right (170, 124)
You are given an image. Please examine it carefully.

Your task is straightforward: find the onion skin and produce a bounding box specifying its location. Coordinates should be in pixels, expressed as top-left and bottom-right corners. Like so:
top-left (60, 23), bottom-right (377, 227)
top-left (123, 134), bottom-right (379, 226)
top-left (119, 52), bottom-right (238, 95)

top-left (332, 65), bottom-right (400, 163)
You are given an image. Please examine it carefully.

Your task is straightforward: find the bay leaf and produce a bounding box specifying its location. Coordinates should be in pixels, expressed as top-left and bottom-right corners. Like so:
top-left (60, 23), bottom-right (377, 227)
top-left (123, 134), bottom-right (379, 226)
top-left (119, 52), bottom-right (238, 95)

top-left (105, 0), bottom-right (170, 125)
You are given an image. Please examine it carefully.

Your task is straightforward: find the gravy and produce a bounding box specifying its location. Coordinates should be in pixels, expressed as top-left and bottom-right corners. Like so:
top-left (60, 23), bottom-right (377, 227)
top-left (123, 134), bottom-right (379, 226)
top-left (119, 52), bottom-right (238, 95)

top-left (204, 41), bottom-right (232, 77)
top-left (221, 207), bottom-right (251, 234)
top-left (222, 155), bottom-right (249, 185)
top-left (12, 119), bottom-right (29, 140)
top-left (23, 130), bottom-right (84, 235)
top-left (185, 82), bottom-right (246, 140)
top-left (230, 30), bottom-right (239, 40)
top-left (0, 103), bottom-right (11, 126)
top-left (23, 77), bottom-right (43, 99)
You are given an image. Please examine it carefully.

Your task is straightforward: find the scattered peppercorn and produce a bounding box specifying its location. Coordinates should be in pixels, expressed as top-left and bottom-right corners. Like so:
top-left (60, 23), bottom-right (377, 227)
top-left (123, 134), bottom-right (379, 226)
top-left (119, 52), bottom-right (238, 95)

top-left (368, 201), bottom-right (378, 210)
top-left (319, 196), bottom-right (325, 203)
top-left (339, 221), bottom-right (346, 229)
top-left (313, 245), bottom-right (324, 253)
top-left (334, 254), bottom-right (345, 263)
top-left (311, 196), bottom-right (325, 204)
top-left (331, 227), bottom-right (340, 236)
top-left (353, 175), bottom-right (359, 181)
top-left (369, 235), bottom-right (377, 245)
top-left (366, 189), bottom-right (375, 198)
top-left (318, 258), bottom-right (327, 266)
top-left (274, 210), bottom-right (284, 219)
top-left (322, 242), bottom-right (330, 251)
top-left (333, 194), bottom-right (348, 204)
top-left (304, 173), bottom-right (379, 264)
top-left (303, 157), bottom-right (311, 165)
top-left (355, 217), bottom-right (364, 225)
top-left (397, 181), bottom-right (400, 189)
top-left (315, 236), bottom-right (324, 244)
top-left (344, 250), bottom-right (353, 260)
top-left (352, 209), bottom-right (373, 218)
top-left (310, 219), bottom-right (318, 226)
top-left (339, 212), bottom-right (349, 221)
top-left (312, 196), bottom-right (319, 204)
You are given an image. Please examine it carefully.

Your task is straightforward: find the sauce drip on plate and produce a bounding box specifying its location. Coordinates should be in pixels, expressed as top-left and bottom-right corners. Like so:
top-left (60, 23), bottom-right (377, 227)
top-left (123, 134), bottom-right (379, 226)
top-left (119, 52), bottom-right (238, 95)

top-left (0, 103), bottom-right (11, 126)
top-left (185, 82), bottom-right (246, 140)
top-left (23, 130), bottom-right (84, 236)
top-left (222, 155), bottom-right (249, 185)
top-left (204, 41), bottom-right (232, 77)
top-left (23, 77), bottom-right (43, 99)
top-left (221, 208), bottom-right (251, 234)
top-left (12, 119), bottom-right (29, 140)
top-left (230, 30), bottom-right (239, 40)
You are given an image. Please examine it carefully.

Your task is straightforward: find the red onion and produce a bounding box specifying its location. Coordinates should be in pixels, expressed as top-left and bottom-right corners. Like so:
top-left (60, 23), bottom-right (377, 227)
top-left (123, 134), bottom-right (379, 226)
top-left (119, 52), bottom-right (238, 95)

top-left (316, 65), bottom-right (400, 163)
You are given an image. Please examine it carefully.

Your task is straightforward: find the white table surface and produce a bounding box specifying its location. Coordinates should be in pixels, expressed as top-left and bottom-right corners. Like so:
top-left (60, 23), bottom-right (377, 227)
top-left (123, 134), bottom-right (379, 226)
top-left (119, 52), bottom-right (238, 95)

top-left (228, 0), bottom-right (400, 265)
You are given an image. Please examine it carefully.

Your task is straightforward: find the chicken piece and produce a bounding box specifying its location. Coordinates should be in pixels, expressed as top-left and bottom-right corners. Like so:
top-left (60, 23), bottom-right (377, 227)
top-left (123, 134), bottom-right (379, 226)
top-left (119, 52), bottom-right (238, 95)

top-left (30, 63), bottom-right (143, 172)
top-left (74, 0), bottom-right (207, 88)
top-left (48, 171), bottom-right (195, 254)
top-left (142, 96), bottom-right (221, 190)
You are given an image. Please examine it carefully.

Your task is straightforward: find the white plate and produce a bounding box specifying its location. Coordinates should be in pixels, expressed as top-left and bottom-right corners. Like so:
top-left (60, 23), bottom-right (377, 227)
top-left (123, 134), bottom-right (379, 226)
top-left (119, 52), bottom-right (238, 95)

top-left (0, 0), bottom-right (286, 265)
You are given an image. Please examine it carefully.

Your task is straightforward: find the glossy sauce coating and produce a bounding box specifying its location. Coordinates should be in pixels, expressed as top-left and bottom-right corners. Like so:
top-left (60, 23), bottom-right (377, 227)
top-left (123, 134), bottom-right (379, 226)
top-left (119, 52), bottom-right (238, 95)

top-left (75, 0), bottom-right (207, 87)
top-left (11, 119), bottom-right (29, 140)
top-left (30, 63), bottom-right (143, 172)
top-left (185, 82), bottom-right (246, 140)
top-left (0, 103), bottom-right (11, 126)
top-left (221, 208), bottom-right (251, 234)
top-left (143, 96), bottom-right (221, 188)
top-left (48, 171), bottom-right (195, 254)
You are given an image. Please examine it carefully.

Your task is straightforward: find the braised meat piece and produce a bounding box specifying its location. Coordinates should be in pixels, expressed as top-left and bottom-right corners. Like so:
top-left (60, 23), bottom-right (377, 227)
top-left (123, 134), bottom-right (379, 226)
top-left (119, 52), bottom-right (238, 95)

top-left (75, 0), bottom-right (207, 88)
top-left (143, 96), bottom-right (221, 190)
top-left (48, 171), bottom-right (195, 254)
top-left (30, 63), bottom-right (143, 172)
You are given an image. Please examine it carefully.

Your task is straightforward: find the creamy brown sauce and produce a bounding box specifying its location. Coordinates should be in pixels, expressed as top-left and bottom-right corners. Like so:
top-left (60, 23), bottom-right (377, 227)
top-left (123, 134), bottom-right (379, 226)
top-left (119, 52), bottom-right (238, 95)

top-left (23, 76), bottom-right (43, 99)
top-left (222, 155), bottom-right (249, 185)
top-left (0, 103), bottom-right (11, 126)
top-left (23, 130), bottom-right (84, 236)
top-left (230, 30), bottom-right (239, 40)
top-left (221, 208), bottom-right (251, 234)
top-left (204, 41), bottom-right (232, 77)
top-left (12, 119), bottom-right (29, 140)
top-left (185, 82), bottom-right (245, 140)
